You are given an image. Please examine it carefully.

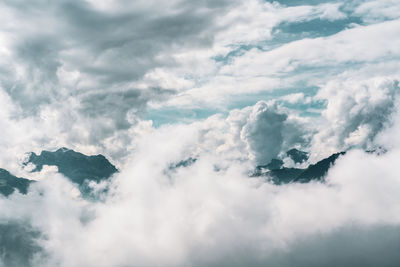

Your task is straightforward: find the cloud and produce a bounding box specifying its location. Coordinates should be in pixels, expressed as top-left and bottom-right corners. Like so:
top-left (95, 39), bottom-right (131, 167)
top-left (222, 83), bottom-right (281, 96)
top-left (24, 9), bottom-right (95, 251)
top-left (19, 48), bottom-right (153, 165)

top-left (280, 92), bottom-right (305, 104)
top-left (157, 16), bottom-right (400, 111)
top-left (1, 0), bottom-right (400, 266)
top-left (2, 0), bottom-right (348, 161)
top-left (1, 0), bottom-right (398, 161)
top-left (241, 102), bottom-right (287, 165)
top-left (1, 109), bottom-right (400, 266)
top-left (310, 78), bottom-right (399, 159)
top-left (240, 101), bottom-right (308, 165)
top-left (0, 0), bottom-right (240, 160)
top-left (355, 0), bottom-right (400, 23)
top-left (0, 221), bottom-right (44, 267)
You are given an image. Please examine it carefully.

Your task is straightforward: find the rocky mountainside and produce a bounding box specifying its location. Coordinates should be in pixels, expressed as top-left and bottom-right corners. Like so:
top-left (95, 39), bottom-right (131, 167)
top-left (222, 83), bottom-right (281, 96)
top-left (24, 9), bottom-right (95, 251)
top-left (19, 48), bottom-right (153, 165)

top-left (0, 169), bottom-right (32, 197)
top-left (0, 148), bottom-right (118, 197)
top-left (1, 147), bottom-right (346, 197)
top-left (26, 147), bottom-right (118, 185)
top-left (294, 152), bottom-right (345, 183)
top-left (253, 150), bottom-right (346, 184)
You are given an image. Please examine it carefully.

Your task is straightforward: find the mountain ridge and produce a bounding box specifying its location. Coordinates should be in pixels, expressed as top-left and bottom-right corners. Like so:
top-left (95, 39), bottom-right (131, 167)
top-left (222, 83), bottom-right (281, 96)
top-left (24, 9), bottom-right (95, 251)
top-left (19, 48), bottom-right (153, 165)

top-left (1, 148), bottom-right (347, 197)
top-left (253, 151), bottom-right (346, 184)
top-left (1, 148), bottom-right (118, 197)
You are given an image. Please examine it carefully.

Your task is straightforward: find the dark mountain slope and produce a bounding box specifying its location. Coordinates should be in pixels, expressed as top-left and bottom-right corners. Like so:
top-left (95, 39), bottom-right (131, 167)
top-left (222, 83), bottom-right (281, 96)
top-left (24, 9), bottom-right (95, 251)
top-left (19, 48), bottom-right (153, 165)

top-left (26, 147), bottom-right (118, 186)
top-left (286, 148), bottom-right (309, 163)
top-left (294, 152), bottom-right (345, 183)
top-left (254, 151), bottom-right (345, 184)
top-left (0, 169), bottom-right (32, 197)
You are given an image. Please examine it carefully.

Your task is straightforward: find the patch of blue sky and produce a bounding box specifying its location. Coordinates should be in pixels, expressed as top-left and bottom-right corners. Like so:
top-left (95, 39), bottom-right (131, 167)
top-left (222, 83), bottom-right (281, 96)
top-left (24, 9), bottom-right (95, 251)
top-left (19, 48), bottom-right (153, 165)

top-left (279, 62), bottom-right (358, 79)
top-left (287, 58), bottom-right (400, 81)
top-left (213, 44), bottom-right (261, 64)
top-left (299, 109), bottom-right (322, 117)
top-left (147, 60), bottom-right (374, 127)
top-left (272, 16), bottom-right (362, 40)
top-left (227, 85), bottom-right (324, 110)
top-left (149, 0), bottom-right (397, 128)
top-left (264, 0), bottom-right (338, 6)
top-left (147, 86), bottom-right (325, 127)
top-left (214, 16), bottom-right (362, 65)
top-left (145, 107), bottom-right (223, 128)
top-left (283, 97), bottom-right (325, 114)
top-left (150, 56), bottom-right (389, 127)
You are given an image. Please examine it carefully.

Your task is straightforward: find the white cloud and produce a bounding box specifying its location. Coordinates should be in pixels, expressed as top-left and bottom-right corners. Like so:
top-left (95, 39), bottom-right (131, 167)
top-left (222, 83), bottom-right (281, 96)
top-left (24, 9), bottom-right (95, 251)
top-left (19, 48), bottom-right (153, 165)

top-left (355, 0), bottom-right (400, 23)
top-left (240, 101), bottom-right (307, 165)
top-left (1, 104), bottom-right (400, 266)
top-left (310, 78), bottom-right (399, 160)
top-left (1, 1), bottom-right (400, 266)
top-left (157, 17), bottom-right (400, 109)
top-left (280, 92), bottom-right (305, 104)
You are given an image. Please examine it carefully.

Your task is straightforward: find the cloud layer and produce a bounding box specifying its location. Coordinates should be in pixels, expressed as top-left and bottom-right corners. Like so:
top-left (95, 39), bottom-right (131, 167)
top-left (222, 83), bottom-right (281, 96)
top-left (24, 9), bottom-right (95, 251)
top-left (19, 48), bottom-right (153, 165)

top-left (1, 0), bottom-right (400, 266)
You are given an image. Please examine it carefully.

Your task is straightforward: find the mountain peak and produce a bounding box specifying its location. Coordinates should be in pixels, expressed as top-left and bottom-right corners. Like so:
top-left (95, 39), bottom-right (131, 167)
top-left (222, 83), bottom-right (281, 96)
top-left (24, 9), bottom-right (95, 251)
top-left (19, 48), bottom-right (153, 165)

top-left (286, 148), bottom-right (309, 164)
top-left (56, 147), bottom-right (71, 153)
top-left (254, 151), bottom-right (345, 184)
top-left (0, 169), bottom-right (32, 196)
top-left (25, 148), bottom-right (118, 186)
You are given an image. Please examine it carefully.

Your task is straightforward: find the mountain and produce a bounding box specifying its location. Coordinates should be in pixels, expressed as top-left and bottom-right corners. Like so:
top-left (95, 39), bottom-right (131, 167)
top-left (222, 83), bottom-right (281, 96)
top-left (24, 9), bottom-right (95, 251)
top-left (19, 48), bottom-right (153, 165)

top-left (293, 152), bottom-right (345, 183)
top-left (1, 147), bottom-right (344, 197)
top-left (253, 151), bottom-right (345, 184)
top-left (169, 157), bottom-right (197, 170)
top-left (0, 169), bottom-right (32, 197)
top-left (26, 147), bottom-right (118, 186)
top-left (0, 148), bottom-right (118, 197)
top-left (286, 148), bottom-right (308, 163)
top-left (267, 168), bottom-right (305, 184)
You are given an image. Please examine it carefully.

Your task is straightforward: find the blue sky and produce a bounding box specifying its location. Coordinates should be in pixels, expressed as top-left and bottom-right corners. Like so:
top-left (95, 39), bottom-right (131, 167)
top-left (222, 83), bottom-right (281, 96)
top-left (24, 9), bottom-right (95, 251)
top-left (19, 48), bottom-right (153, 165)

top-left (0, 0), bottom-right (398, 162)
top-left (143, 0), bottom-right (399, 127)
top-left (1, 1), bottom-right (400, 266)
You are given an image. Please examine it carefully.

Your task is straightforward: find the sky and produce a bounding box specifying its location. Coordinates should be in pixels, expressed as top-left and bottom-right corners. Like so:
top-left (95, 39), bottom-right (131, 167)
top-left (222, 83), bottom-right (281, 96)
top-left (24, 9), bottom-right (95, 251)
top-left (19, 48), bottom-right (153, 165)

top-left (1, 0), bottom-right (400, 266)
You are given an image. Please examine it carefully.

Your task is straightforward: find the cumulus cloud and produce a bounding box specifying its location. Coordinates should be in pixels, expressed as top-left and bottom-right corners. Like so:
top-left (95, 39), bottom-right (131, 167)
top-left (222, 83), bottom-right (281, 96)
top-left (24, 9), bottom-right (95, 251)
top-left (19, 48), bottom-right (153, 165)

top-left (310, 78), bottom-right (399, 159)
top-left (0, 0), bottom-right (240, 161)
top-left (0, 0), bottom-right (355, 162)
top-left (163, 16), bottom-right (400, 109)
top-left (240, 101), bottom-right (308, 165)
top-left (1, 105), bottom-right (400, 266)
top-left (354, 0), bottom-right (400, 23)
top-left (1, 0), bottom-right (398, 160)
top-left (1, 0), bottom-right (400, 266)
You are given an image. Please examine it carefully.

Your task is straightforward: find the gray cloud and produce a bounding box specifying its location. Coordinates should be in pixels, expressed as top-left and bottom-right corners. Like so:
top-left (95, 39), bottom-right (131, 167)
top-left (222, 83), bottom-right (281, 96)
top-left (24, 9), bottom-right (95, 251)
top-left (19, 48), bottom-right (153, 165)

top-left (188, 225), bottom-right (400, 267)
top-left (241, 102), bottom-right (288, 165)
top-left (0, 0), bottom-right (239, 157)
top-left (2, 119), bottom-right (400, 266)
top-left (264, 225), bottom-right (400, 267)
top-left (240, 101), bottom-right (308, 165)
top-left (0, 221), bottom-right (44, 267)
top-left (310, 78), bottom-right (399, 159)
top-left (1, 0), bottom-right (233, 102)
top-left (1, 1), bottom-right (400, 266)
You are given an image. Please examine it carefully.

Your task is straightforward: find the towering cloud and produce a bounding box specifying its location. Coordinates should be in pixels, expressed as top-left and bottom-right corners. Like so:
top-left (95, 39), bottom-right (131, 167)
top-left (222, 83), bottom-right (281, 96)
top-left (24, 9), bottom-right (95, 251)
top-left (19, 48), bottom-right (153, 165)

top-left (310, 78), bottom-right (399, 159)
top-left (0, 0), bottom-right (400, 266)
top-left (240, 101), bottom-right (307, 165)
